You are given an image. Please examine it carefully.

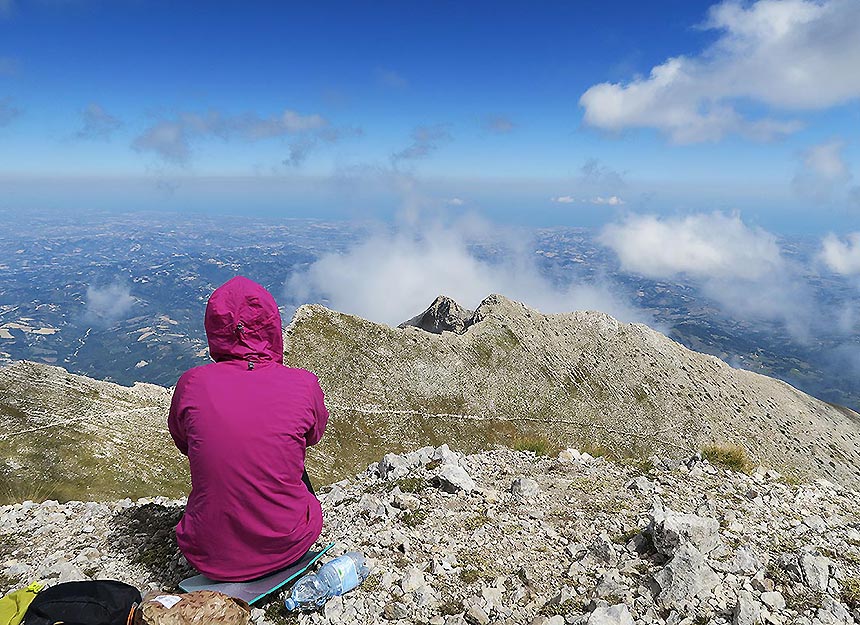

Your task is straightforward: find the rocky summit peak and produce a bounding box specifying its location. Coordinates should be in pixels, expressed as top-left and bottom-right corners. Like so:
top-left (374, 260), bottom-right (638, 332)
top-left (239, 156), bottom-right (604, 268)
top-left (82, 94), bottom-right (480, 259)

top-left (398, 295), bottom-right (475, 334)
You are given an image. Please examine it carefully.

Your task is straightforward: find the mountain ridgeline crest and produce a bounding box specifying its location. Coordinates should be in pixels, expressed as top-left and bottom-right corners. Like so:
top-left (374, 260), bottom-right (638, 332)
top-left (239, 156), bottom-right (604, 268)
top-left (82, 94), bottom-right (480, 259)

top-left (1, 293), bottom-right (859, 504)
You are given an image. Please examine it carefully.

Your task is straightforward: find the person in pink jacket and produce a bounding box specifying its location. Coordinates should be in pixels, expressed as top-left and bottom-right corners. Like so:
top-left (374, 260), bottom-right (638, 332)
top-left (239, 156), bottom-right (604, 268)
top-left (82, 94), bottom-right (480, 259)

top-left (168, 276), bottom-right (329, 582)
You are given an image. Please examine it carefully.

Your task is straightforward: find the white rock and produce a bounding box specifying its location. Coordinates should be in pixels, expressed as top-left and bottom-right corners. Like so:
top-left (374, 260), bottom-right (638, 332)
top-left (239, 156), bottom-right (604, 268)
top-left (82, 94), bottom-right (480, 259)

top-left (434, 464), bottom-right (475, 493)
top-left (654, 544), bottom-right (720, 610)
top-left (733, 590), bottom-right (761, 625)
top-left (760, 591), bottom-right (785, 610)
top-left (510, 477), bottom-right (540, 499)
top-left (587, 604), bottom-right (634, 625)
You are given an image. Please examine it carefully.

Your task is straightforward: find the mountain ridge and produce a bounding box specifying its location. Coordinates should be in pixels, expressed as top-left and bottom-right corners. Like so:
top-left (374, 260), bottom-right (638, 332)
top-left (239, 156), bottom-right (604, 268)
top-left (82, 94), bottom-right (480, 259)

top-left (2, 293), bottom-right (860, 504)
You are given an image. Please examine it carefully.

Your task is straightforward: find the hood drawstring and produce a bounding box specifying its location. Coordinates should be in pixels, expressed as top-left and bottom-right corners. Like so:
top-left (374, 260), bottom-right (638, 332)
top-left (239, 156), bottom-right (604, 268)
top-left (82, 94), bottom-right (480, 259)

top-left (236, 321), bottom-right (255, 370)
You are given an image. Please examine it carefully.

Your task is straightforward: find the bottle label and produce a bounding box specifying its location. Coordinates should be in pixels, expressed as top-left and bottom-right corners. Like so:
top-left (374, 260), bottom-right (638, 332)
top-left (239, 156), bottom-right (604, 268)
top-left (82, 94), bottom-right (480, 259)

top-left (329, 556), bottom-right (359, 593)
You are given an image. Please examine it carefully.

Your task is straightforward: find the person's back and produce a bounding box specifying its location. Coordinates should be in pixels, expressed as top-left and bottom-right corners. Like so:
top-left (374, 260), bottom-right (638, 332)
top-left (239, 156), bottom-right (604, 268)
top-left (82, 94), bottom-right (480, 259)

top-left (168, 276), bottom-right (328, 582)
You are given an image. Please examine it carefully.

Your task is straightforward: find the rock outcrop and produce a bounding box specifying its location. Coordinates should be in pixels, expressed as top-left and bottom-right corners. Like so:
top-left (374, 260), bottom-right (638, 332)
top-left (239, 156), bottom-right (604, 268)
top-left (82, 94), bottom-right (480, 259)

top-left (398, 295), bottom-right (475, 334)
top-left (2, 447), bottom-right (859, 625)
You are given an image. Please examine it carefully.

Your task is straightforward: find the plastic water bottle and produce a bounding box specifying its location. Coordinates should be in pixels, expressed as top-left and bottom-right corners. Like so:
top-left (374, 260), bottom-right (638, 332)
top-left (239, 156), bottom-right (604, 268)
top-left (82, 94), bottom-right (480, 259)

top-left (284, 552), bottom-right (370, 611)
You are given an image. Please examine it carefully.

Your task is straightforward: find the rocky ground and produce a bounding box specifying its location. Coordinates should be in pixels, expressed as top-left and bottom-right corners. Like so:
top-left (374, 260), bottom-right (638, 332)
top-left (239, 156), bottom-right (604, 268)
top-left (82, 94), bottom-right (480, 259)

top-left (2, 445), bottom-right (860, 625)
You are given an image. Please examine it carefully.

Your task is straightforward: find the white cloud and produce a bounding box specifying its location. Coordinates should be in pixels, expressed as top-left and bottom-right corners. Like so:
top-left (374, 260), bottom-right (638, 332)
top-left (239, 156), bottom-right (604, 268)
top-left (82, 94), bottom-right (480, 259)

top-left (598, 212), bottom-right (813, 337)
top-left (820, 232), bottom-right (860, 275)
top-left (286, 214), bottom-right (649, 327)
top-left (446, 197), bottom-right (465, 206)
top-left (592, 196), bottom-right (625, 206)
top-left (132, 108), bottom-right (331, 163)
top-left (580, 0), bottom-right (860, 142)
top-left (550, 195), bottom-right (626, 205)
top-left (85, 283), bottom-right (135, 323)
top-left (599, 212), bottom-right (783, 280)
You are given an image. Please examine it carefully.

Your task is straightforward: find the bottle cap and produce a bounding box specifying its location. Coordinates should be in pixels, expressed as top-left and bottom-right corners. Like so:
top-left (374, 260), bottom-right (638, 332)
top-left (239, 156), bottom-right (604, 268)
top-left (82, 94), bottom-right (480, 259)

top-left (284, 598), bottom-right (297, 611)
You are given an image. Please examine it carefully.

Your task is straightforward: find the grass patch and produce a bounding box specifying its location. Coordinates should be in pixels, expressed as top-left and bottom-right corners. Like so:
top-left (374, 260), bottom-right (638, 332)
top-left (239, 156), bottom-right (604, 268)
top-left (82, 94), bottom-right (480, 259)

top-left (539, 599), bottom-right (582, 616)
top-left (463, 514), bottom-right (491, 531)
top-left (612, 527), bottom-right (640, 545)
top-left (438, 598), bottom-right (464, 616)
top-left (701, 444), bottom-right (751, 472)
top-left (457, 549), bottom-right (498, 584)
top-left (394, 477), bottom-right (427, 493)
top-left (578, 442), bottom-right (611, 458)
top-left (402, 509), bottom-right (429, 528)
top-left (263, 599), bottom-right (299, 624)
top-left (843, 578), bottom-right (860, 610)
top-left (512, 435), bottom-right (558, 456)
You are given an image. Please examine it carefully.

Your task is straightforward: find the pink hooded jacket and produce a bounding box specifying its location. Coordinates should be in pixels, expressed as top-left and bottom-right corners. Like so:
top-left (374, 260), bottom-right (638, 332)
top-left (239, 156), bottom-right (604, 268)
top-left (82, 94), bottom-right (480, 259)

top-left (168, 276), bottom-right (328, 582)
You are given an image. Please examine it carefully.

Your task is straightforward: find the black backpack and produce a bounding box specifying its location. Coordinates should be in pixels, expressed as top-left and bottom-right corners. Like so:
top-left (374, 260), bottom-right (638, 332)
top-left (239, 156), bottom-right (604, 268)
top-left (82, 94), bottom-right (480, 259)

top-left (24, 580), bottom-right (141, 625)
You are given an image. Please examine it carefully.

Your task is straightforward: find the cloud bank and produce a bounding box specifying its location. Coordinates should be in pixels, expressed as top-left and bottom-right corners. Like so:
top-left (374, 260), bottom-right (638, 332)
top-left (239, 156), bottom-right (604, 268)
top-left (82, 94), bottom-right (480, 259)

top-left (132, 108), bottom-right (331, 163)
top-left (598, 212), bottom-right (813, 338)
top-left (286, 215), bottom-right (647, 327)
top-left (580, 0), bottom-right (860, 142)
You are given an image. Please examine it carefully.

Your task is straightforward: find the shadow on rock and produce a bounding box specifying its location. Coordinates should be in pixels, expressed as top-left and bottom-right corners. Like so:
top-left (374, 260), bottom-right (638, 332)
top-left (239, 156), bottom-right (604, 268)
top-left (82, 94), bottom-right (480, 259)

top-left (110, 503), bottom-right (194, 589)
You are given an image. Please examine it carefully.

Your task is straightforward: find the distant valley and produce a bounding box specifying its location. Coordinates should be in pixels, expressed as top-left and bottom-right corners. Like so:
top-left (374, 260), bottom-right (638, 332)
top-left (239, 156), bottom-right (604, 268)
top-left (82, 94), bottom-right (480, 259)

top-left (0, 209), bottom-right (858, 412)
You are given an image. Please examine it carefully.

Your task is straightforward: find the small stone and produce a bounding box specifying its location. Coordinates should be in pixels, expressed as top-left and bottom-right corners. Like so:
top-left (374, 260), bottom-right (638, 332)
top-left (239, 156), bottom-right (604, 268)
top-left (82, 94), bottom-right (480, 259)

top-left (393, 492), bottom-right (420, 510)
top-left (648, 505), bottom-right (720, 557)
top-left (379, 453), bottom-right (409, 480)
top-left (734, 590), bottom-right (762, 625)
top-left (510, 477), bottom-right (540, 499)
top-left (383, 601), bottom-right (408, 620)
top-left (587, 603), bottom-right (635, 625)
top-left (799, 553), bottom-right (830, 592)
top-left (465, 604), bottom-right (490, 625)
top-left (323, 594), bottom-right (343, 619)
top-left (815, 597), bottom-right (852, 625)
top-left (760, 591), bottom-right (785, 611)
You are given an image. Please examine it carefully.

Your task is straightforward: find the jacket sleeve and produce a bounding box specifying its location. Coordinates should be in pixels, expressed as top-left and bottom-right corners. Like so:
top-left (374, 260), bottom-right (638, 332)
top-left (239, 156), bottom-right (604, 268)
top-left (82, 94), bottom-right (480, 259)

top-left (168, 373), bottom-right (190, 456)
top-left (305, 373), bottom-right (329, 447)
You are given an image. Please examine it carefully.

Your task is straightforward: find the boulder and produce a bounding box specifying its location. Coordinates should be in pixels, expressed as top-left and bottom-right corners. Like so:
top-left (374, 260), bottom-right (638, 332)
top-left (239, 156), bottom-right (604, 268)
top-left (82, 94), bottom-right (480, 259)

top-left (434, 464), bottom-right (475, 493)
top-left (653, 544), bottom-right (720, 610)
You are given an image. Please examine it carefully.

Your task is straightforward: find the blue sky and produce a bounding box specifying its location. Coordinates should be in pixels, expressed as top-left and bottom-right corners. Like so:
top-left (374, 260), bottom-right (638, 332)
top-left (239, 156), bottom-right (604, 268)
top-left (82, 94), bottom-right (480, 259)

top-left (1, 0), bottom-right (859, 232)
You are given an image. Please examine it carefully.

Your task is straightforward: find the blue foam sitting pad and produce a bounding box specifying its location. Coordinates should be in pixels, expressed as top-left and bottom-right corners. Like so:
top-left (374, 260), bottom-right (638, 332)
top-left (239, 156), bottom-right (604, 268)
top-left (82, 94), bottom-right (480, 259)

top-left (178, 542), bottom-right (335, 605)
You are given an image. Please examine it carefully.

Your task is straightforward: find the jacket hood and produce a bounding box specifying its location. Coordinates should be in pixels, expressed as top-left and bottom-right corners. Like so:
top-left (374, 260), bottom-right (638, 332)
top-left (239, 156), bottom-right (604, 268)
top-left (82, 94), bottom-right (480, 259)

top-left (204, 276), bottom-right (283, 364)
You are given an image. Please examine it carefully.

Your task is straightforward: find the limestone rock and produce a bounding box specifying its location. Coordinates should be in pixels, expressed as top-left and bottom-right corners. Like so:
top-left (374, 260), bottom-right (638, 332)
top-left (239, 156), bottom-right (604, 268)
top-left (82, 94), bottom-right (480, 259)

top-left (653, 544), bottom-right (720, 609)
top-left (587, 604), bottom-right (634, 625)
top-left (433, 465), bottom-right (475, 493)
